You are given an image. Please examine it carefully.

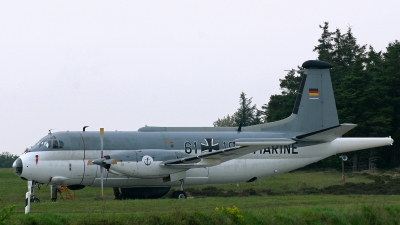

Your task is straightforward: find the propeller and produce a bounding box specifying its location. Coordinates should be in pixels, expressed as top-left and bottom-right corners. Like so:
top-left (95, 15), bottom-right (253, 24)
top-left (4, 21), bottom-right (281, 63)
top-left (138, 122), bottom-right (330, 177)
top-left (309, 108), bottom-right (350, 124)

top-left (87, 128), bottom-right (116, 197)
top-left (100, 128), bottom-right (104, 196)
top-left (87, 157), bottom-right (117, 196)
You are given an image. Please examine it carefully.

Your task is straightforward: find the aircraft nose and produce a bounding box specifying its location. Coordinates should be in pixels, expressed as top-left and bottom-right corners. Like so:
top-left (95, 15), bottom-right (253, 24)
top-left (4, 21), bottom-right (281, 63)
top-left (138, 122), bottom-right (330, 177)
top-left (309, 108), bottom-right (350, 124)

top-left (12, 157), bottom-right (23, 177)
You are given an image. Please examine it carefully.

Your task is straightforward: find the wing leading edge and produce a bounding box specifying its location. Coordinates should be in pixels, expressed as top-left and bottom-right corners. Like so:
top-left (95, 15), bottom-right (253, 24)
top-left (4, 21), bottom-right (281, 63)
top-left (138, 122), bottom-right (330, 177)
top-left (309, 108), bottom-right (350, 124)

top-left (160, 138), bottom-right (295, 169)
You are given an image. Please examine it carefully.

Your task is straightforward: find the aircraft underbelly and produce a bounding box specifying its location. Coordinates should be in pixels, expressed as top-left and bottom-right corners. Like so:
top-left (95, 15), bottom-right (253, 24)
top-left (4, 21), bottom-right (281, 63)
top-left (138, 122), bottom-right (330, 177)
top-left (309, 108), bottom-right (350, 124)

top-left (185, 167), bottom-right (209, 185)
top-left (92, 178), bottom-right (129, 187)
top-left (207, 158), bottom-right (279, 184)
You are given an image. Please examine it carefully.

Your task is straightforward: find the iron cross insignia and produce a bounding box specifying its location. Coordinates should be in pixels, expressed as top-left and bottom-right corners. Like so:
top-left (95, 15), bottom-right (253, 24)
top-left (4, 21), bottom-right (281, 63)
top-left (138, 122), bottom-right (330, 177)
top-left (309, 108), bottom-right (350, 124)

top-left (201, 138), bottom-right (219, 152)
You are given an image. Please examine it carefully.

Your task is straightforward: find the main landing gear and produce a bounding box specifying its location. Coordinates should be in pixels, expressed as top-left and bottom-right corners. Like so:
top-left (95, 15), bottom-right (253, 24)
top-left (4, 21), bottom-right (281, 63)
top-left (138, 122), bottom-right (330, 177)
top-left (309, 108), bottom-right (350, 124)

top-left (171, 179), bottom-right (187, 199)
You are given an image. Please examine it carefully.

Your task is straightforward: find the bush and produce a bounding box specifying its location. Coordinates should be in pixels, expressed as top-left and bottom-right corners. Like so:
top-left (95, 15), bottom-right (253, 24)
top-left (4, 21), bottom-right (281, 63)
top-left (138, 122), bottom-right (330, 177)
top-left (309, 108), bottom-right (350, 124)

top-left (0, 197), bottom-right (15, 225)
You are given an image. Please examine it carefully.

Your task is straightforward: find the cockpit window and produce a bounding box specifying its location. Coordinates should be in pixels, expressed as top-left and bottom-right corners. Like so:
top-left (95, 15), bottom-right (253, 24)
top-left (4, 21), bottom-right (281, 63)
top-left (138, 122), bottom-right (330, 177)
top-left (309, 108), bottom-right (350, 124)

top-left (35, 140), bottom-right (64, 149)
top-left (53, 140), bottom-right (59, 148)
top-left (36, 141), bottom-right (49, 148)
top-left (50, 140), bottom-right (64, 149)
top-left (32, 136), bottom-right (66, 151)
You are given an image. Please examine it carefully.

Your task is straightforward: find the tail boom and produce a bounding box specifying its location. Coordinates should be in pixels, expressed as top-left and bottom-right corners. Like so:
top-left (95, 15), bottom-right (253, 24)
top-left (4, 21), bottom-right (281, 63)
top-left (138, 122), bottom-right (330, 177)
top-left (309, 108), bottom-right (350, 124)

top-left (335, 137), bottom-right (393, 154)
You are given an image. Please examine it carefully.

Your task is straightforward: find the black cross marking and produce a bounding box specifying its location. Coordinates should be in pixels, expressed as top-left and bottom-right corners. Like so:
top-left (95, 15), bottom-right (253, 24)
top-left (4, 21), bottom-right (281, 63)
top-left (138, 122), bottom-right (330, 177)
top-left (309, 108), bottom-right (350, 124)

top-left (201, 138), bottom-right (219, 152)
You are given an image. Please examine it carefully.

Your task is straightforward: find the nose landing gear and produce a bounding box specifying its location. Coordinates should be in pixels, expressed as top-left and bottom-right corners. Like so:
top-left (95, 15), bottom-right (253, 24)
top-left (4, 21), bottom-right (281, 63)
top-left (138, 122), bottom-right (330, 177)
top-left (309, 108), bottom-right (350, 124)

top-left (29, 181), bottom-right (40, 202)
top-left (25, 180), bottom-right (40, 214)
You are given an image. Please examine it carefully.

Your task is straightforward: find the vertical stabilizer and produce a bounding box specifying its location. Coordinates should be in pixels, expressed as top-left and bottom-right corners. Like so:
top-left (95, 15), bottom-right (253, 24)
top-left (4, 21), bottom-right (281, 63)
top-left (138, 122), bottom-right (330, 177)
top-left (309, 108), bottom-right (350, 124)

top-left (250, 60), bottom-right (339, 134)
top-left (292, 60), bottom-right (339, 133)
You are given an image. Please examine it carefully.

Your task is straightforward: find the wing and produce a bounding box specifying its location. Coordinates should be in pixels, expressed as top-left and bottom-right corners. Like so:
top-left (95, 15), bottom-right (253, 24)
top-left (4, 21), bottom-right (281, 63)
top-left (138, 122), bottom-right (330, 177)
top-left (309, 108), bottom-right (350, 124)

top-left (160, 138), bottom-right (295, 169)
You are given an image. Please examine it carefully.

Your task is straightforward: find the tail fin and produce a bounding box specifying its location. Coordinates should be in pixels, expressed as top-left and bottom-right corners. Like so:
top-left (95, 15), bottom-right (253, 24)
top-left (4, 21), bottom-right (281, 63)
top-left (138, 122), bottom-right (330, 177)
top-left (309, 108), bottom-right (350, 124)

top-left (291, 60), bottom-right (339, 132)
top-left (248, 60), bottom-right (340, 134)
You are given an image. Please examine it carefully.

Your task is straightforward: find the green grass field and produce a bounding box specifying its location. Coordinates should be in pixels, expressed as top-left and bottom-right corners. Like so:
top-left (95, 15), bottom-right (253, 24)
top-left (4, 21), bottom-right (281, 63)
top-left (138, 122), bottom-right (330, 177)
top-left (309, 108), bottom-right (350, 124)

top-left (2, 168), bottom-right (400, 224)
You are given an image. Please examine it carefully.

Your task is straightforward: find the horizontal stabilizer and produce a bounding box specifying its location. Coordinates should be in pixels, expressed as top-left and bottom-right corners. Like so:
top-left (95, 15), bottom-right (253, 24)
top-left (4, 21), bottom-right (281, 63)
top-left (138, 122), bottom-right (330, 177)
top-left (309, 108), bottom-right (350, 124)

top-left (295, 124), bottom-right (357, 142)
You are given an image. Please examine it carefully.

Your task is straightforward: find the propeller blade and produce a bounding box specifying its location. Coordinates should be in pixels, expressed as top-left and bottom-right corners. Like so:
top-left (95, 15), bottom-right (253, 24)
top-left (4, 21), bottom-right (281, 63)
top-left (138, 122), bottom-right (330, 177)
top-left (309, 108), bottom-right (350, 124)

top-left (100, 165), bottom-right (104, 197)
top-left (100, 128), bottom-right (104, 197)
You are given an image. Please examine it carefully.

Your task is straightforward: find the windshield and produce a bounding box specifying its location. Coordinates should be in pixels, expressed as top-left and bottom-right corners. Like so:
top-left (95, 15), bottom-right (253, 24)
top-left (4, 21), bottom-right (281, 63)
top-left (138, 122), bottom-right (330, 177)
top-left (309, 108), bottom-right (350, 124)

top-left (30, 135), bottom-right (65, 152)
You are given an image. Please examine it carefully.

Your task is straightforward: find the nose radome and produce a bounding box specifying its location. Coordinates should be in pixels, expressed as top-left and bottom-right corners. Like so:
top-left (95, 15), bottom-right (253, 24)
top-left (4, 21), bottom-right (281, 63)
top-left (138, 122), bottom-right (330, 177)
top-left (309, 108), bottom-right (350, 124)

top-left (12, 158), bottom-right (23, 177)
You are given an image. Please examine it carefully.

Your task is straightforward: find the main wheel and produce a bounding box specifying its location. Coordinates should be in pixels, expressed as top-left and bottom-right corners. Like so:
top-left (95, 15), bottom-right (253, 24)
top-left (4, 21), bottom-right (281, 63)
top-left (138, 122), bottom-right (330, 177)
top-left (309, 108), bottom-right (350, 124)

top-left (172, 191), bottom-right (187, 199)
top-left (30, 197), bottom-right (40, 203)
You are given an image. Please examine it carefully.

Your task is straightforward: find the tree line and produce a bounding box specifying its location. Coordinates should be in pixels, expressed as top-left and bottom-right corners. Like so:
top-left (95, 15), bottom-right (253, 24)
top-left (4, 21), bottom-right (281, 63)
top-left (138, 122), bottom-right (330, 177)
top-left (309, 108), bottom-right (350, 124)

top-left (214, 22), bottom-right (400, 170)
top-left (0, 152), bottom-right (19, 168)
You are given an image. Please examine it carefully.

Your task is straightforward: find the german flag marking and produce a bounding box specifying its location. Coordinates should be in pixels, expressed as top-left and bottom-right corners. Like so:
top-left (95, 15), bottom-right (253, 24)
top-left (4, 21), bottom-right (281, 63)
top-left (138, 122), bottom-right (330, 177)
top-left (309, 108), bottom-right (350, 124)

top-left (309, 88), bottom-right (319, 97)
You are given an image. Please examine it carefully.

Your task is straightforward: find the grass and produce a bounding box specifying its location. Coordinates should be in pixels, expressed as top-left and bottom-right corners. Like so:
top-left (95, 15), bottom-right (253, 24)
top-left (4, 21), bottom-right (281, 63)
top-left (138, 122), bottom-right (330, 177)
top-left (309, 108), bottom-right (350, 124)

top-left (7, 199), bottom-right (400, 225)
top-left (2, 168), bottom-right (400, 224)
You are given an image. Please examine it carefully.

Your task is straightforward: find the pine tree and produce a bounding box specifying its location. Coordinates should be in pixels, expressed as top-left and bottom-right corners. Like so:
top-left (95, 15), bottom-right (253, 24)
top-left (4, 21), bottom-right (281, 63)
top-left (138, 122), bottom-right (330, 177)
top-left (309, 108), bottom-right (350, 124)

top-left (213, 92), bottom-right (261, 127)
top-left (313, 22), bottom-right (334, 63)
top-left (213, 114), bottom-right (236, 127)
top-left (233, 92), bottom-right (261, 126)
top-left (381, 40), bottom-right (400, 167)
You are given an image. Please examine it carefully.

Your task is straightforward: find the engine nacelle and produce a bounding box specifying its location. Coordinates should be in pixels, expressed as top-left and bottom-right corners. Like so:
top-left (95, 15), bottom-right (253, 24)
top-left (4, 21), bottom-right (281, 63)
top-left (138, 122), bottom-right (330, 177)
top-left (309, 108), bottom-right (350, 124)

top-left (106, 150), bottom-right (188, 179)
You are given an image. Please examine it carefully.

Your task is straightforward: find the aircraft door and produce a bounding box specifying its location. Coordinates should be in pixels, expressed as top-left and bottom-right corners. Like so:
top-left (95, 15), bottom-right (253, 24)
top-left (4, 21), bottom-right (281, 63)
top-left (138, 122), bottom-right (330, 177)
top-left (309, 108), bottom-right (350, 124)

top-left (68, 159), bottom-right (94, 186)
top-left (64, 132), bottom-right (97, 186)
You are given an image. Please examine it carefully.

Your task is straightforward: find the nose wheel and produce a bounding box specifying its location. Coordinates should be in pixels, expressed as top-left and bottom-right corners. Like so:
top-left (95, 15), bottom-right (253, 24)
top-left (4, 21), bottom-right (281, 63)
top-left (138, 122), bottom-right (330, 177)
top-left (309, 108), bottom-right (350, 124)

top-left (171, 179), bottom-right (187, 199)
top-left (29, 181), bottom-right (40, 202)
top-left (30, 197), bottom-right (40, 203)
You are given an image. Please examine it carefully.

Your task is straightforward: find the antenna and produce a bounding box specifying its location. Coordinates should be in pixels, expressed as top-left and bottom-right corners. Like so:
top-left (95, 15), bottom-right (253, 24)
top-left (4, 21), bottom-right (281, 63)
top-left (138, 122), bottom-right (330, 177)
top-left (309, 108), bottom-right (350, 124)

top-left (83, 126), bottom-right (89, 132)
top-left (48, 129), bottom-right (56, 135)
top-left (339, 155), bottom-right (347, 182)
top-left (237, 123), bottom-right (242, 132)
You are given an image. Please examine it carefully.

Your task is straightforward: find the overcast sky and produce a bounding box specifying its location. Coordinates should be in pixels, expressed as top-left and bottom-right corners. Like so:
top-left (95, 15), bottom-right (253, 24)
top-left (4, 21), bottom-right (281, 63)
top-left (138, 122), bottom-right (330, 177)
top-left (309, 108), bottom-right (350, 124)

top-left (1, 1), bottom-right (399, 155)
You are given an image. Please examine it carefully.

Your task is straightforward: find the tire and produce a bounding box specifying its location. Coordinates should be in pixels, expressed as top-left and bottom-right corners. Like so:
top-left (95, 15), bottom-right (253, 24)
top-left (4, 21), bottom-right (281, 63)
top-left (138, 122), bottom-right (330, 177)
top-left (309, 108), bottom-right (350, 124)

top-left (31, 198), bottom-right (40, 203)
top-left (172, 191), bottom-right (187, 199)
